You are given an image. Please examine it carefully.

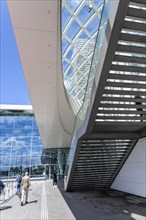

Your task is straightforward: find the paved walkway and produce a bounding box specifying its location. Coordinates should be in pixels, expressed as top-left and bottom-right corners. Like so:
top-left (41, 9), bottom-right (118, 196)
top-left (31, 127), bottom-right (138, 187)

top-left (0, 180), bottom-right (146, 220)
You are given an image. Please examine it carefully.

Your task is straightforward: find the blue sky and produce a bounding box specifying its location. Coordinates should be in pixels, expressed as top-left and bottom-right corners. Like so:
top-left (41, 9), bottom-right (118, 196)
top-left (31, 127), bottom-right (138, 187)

top-left (0, 1), bottom-right (31, 105)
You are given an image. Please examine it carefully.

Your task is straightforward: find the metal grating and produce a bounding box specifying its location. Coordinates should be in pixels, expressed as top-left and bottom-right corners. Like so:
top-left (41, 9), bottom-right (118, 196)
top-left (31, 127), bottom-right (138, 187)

top-left (69, 139), bottom-right (136, 191)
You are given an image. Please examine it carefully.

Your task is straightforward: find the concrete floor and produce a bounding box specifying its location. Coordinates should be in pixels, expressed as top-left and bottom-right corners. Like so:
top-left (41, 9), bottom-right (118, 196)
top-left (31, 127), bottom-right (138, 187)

top-left (0, 180), bottom-right (146, 220)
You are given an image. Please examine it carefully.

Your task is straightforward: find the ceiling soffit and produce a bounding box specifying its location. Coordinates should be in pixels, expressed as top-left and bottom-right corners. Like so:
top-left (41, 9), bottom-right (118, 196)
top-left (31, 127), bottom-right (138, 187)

top-left (7, 0), bottom-right (75, 148)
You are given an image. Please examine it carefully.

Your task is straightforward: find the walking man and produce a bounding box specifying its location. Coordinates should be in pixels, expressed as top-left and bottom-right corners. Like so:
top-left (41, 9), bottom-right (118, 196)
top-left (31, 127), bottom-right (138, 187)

top-left (20, 171), bottom-right (31, 206)
top-left (16, 172), bottom-right (22, 197)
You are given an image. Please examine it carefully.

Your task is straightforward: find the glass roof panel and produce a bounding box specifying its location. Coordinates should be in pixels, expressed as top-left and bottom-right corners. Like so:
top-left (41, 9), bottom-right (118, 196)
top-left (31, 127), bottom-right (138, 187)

top-left (62, 38), bottom-right (70, 54)
top-left (86, 16), bottom-right (100, 35)
top-left (66, 20), bottom-right (81, 40)
top-left (62, 0), bottom-right (105, 112)
top-left (77, 3), bottom-right (95, 25)
top-left (93, 0), bottom-right (104, 8)
top-left (65, 0), bottom-right (82, 13)
top-left (62, 60), bottom-right (69, 72)
top-left (62, 7), bottom-right (72, 31)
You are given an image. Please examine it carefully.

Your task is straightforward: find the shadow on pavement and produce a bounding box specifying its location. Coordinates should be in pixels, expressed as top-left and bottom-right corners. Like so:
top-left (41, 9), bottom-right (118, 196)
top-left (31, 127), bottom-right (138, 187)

top-left (57, 179), bottom-right (146, 220)
top-left (27, 200), bottom-right (38, 204)
top-left (0, 206), bottom-right (12, 211)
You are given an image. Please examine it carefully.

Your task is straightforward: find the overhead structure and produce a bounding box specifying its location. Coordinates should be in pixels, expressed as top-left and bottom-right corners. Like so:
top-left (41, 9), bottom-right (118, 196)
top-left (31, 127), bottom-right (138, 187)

top-left (7, 0), bottom-right (76, 148)
top-left (65, 0), bottom-right (146, 191)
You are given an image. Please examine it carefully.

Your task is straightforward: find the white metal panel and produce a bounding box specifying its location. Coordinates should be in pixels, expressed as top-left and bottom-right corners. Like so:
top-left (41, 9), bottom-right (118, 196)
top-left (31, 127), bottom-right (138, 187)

top-left (111, 137), bottom-right (146, 197)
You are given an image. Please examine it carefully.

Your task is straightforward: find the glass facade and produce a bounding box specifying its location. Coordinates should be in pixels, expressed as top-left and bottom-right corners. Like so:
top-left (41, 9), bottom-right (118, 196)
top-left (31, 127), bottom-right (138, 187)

top-left (0, 110), bottom-right (69, 179)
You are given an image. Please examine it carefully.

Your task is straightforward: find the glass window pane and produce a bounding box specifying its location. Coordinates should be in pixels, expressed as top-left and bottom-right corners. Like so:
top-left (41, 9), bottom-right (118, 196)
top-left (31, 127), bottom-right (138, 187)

top-left (62, 38), bottom-right (70, 54)
top-left (32, 137), bottom-right (43, 147)
top-left (77, 4), bottom-right (95, 25)
top-left (93, 0), bottom-right (104, 9)
top-left (33, 129), bottom-right (40, 137)
top-left (0, 129), bottom-right (13, 137)
top-left (32, 118), bottom-right (38, 129)
top-left (10, 157), bottom-right (21, 166)
top-left (86, 16), bottom-right (99, 35)
top-left (21, 157), bottom-right (31, 166)
top-left (31, 165), bottom-right (45, 176)
top-left (0, 167), bottom-right (9, 177)
top-left (0, 147), bottom-right (11, 156)
top-left (22, 147), bottom-right (31, 156)
top-left (66, 20), bottom-right (81, 40)
top-left (0, 116), bottom-right (14, 129)
top-left (0, 137), bottom-right (13, 147)
top-left (31, 157), bottom-right (42, 165)
top-left (63, 60), bottom-right (69, 72)
top-left (13, 137), bottom-right (31, 147)
top-left (13, 129), bottom-right (32, 137)
top-left (66, 67), bottom-right (73, 78)
top-left (66, 0), bottom-right (81, 13)
top-left (14, 116), bottom-right (32, 129)
top-left (62, 7), bottom-right (72, 30)
top-left (0, 157), bottom-right (10, 166)
top-left (31, 146), bottom-right (42, 156)
top-left (12, 147), bottom-right (22, 156)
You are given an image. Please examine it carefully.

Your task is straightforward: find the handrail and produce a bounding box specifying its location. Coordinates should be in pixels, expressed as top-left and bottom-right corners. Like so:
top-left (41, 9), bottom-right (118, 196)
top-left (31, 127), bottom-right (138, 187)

top-left (0, 180), bottom-right (16, 204)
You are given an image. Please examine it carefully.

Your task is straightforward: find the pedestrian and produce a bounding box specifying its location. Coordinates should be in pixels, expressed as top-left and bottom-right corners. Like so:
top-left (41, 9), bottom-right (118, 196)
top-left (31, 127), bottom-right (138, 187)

top-left (53, 170), bottom-right (57, 187)
top-left (16, 172), bottom-right (22, 197)
top-left (0, 180), bottom-right (5, 194)
top-left (20, 171), bottom-right (31, 206)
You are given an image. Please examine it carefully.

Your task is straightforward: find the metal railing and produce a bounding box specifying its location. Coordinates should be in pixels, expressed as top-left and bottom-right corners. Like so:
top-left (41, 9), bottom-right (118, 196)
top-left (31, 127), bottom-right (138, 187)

top-left (0, 180), bottom-right (16, 204)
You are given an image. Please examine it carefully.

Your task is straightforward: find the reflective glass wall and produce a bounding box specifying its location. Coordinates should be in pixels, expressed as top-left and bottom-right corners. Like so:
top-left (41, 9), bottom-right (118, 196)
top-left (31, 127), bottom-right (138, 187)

top-left (0, 110), bottom-right (69, 179)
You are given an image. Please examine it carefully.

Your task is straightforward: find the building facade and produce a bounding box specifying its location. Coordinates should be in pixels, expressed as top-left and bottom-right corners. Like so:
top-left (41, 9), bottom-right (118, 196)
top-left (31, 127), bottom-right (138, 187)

top-left (0, 106), bottom-right (69, 179)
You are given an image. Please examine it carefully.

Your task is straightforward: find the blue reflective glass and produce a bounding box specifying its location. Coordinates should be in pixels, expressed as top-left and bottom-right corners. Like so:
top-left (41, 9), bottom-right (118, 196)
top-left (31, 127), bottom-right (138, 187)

top-left (0, 147), bottom-right (11, 156)
top-left (12, 147), bottom-right (23, 156)
top-left (31, 157), bottom-right (42, 165)
top-left (32, 137), bottom-right (43, 147)
top-left (0, 129), bottom-right (13, 137)
top-left (62, 38), bottom-right (70, 54)
top-left (67, 83), bottom-right (74, 93)
top-left (31, 146), bottom-right (43, 156)
top-left (0, 116), bottom-right (14, 129)
top-left (0, 137), bottom-right (13, 147)
top-left (93, 0), bottom-right (104, 9)
top-left (33, 129), bottom-right (40, 136)
top-left (0, 166), bottom-right (10, 172)
top-left (14, 116), bottom-right (32, 129)
top-left (32, 118), bottom-right (38, 129)
top-left (0, 157), bottom-right (10, 166)
top-left (13, 137), bottom-right (31, 147)
top-left (63, 60), bottom-right (69, 72)
top-left (66, 0), bottom-right (81, 13)
top-left (13, 129), bottom-right (32, 137)
top-left (21, 156), bottom-right (30, 166)
top-left (66, 20), bottom-right (81, 40)
top-left (22, 147), bottom-right (31, 156)
top-left (77, 4), bottom-right (94, 25)
top-left (86, 16), bottom-right (99, 35)
top-left (66, 47), bottom-right (74, 60)
top-left (62, 7), bottom-right (72, 30)
top-left (10, 157), bottom-right (21, 166)
top-left (66, 67), bottom-right (73, 78)
top-left (78, 31), bottom-right (89, 41)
